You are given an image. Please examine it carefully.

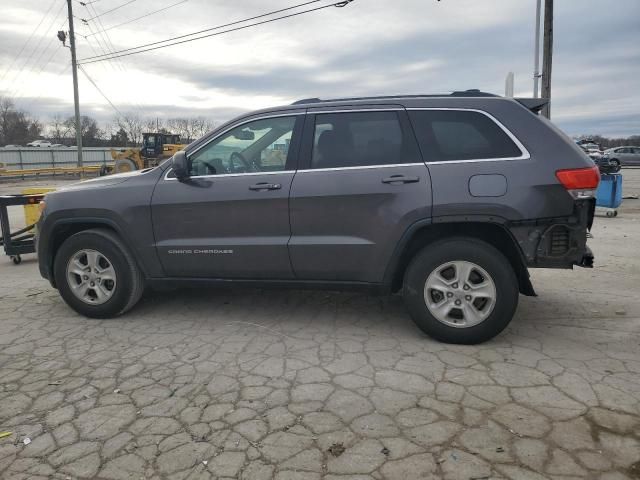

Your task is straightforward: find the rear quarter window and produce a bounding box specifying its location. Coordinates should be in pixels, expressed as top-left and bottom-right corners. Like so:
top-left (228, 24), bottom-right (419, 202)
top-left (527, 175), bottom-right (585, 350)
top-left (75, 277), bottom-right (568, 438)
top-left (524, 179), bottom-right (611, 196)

top-left (408, 110), bottom-right (523, 162)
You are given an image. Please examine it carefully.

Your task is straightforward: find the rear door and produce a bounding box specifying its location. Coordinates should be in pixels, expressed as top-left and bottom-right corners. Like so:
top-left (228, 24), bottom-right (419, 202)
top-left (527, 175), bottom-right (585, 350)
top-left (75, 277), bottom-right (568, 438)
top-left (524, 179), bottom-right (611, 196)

top-left (288, 106), bottom-right (432, 283)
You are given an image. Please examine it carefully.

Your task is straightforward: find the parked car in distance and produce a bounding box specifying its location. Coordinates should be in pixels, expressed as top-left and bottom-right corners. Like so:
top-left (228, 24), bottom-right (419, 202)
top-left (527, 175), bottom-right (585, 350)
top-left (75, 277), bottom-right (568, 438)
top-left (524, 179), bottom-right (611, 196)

top-left (579, 143), bottom-right (603, 160)
top-left (602, 146), bottom-right (640, 166)
top-left (27, 140), bottom-right (53, 147)
top-left (2, 144), bottom-right (21, 148)
top-left (50, 143), bottom-right (67, 148)
top-left (36, 90), bottom-right (598, 344)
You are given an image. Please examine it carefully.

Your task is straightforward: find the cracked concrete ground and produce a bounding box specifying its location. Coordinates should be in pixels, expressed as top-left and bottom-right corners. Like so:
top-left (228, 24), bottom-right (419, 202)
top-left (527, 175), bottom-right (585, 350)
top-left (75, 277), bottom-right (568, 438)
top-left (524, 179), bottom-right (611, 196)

top-left (0, 171), bottom-right (639, 480)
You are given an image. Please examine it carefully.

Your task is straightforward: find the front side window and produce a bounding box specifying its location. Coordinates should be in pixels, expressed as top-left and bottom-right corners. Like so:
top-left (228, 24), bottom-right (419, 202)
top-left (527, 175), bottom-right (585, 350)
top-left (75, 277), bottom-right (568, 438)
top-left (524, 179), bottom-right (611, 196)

top-left (311, 111), bottom-right (409, 169)
top-left (408, 110), bottom-right (523, 162)
top-left (189, 116), bottom-right (296, 176)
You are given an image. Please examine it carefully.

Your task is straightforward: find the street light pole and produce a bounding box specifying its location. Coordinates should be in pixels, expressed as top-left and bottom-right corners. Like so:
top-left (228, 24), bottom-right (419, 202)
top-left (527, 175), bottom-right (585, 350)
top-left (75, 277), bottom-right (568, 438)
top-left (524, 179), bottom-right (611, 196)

top-left (66, 0), bottom-right (83, 167)
top-left (533, 0), bottom-right (542, 97)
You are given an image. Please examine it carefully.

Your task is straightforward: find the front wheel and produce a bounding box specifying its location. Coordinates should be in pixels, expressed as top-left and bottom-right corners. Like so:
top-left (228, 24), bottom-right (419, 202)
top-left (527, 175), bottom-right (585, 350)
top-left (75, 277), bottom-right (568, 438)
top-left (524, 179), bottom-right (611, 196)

top-left (54, 229), bottom-right (144, 318)
top-left (403, 238), bottom-right (519, 344)
top-left (608, 159), bottom-right (621, 173)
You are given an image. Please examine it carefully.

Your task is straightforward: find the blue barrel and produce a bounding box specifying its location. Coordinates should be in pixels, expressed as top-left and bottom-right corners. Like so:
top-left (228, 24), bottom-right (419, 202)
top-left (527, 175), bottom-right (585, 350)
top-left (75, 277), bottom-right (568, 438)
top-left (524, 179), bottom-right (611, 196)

top-left (596, 174), bottom-right (622, 209)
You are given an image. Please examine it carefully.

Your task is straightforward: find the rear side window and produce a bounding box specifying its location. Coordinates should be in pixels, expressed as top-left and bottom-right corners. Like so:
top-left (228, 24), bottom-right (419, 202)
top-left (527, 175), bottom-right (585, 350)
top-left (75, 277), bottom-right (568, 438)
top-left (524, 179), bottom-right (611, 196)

top-left (408, 110), bottom-right (523, 162)
top-left (311, 111), bottom-right (414, 169)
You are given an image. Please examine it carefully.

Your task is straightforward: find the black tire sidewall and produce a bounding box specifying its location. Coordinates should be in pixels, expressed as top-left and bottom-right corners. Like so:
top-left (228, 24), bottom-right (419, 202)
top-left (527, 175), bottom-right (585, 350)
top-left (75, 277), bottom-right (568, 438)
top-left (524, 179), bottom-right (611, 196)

top-left (54, 232), bottom-right (134, 318)
top-left (403, 238), bottom-right (519, 344)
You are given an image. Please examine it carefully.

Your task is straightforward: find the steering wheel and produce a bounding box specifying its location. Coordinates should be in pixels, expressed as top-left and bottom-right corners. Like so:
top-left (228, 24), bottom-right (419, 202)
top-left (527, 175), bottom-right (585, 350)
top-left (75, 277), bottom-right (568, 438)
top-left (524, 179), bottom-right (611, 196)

top-left (200, 160), bottom-right (218, 175)
top-left (229, 151), bottom-right (251, 173)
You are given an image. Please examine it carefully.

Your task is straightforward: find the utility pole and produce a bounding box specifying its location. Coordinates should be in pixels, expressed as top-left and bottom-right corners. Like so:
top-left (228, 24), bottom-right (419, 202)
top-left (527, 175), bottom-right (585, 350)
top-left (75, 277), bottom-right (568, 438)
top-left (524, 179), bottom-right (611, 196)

top-left (541, 0), bottom-right (553, 118)
top-left (66, 0), bottom-right (83, 166)
top-left (533, 0), bottom-right (542, 97)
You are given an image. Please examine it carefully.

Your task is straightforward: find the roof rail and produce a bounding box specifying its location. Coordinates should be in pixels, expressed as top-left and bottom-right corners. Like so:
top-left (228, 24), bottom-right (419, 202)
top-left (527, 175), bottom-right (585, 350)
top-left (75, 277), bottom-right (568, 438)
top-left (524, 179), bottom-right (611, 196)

top-left (291, 89), bottom-right (498, 105)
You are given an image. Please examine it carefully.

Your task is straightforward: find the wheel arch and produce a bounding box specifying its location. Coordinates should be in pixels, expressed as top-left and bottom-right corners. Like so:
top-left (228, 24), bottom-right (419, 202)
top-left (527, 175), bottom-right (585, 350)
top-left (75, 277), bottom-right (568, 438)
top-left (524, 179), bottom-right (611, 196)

top-left (384, 218), bottom-right (536, 297)
top-left (44, 218), bottom-right (144, 288)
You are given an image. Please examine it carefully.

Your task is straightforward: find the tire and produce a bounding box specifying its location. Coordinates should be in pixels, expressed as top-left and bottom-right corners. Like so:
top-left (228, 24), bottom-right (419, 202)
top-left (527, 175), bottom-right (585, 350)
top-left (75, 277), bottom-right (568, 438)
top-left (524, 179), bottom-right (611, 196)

top-left (54, 229), bottom-right (145, 318)
top-left (403, 237), bottom-right (519, 344)
top-left (609, 159), bottom-right (621, 173)
top-left (114, 158), bottom-right (137, 173)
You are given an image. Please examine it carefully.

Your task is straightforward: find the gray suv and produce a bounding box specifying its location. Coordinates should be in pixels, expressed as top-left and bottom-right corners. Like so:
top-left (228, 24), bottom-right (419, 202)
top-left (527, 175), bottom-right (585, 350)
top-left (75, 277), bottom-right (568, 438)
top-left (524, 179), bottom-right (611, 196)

top-left (37, 91), bottom-right (598, 344)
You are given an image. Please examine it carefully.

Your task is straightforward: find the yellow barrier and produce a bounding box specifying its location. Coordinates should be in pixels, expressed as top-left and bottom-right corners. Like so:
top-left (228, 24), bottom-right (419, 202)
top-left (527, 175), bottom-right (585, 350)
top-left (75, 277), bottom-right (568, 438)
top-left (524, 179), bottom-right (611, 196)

top-left (0, 165), bottom-right (104, 177)
top-left (22, 187), bottom-right (56, 226)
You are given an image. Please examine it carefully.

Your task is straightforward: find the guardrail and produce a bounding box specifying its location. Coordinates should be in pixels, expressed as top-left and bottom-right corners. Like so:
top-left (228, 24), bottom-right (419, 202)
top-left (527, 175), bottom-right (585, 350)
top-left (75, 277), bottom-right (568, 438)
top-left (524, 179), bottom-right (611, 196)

top-left (0, 147), bottom-right (137, 170)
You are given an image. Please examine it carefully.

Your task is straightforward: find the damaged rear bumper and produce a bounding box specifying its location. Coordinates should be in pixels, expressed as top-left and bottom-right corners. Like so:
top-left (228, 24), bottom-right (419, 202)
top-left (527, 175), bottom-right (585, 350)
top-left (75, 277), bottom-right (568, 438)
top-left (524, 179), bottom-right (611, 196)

top-left (508, 199), bottom-right (595, 269)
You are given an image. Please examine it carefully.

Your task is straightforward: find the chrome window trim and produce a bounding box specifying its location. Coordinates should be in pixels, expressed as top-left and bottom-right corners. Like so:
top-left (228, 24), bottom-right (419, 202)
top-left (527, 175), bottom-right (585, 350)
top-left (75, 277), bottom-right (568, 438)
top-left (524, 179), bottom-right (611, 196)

top-left (165, 106), bottom-right (531, 181)
top-left (297, 162), bottom-right (425, 173)
top-left (405, 107), bottom-right (530, 163)
top-left (164, 169), bottom-right (294, 181)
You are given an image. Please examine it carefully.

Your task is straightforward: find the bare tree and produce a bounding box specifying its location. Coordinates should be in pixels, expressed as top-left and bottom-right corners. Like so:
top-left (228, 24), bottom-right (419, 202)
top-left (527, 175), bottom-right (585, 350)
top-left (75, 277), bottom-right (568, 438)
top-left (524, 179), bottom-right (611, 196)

top-left (116, 113), bottom-right (144, 146)
top-left (47, 115), bottom-right (71, 144)
top-left (0, 96), bottom-right (42, 146)
top-left (166, 116), bottom-right (216, 143)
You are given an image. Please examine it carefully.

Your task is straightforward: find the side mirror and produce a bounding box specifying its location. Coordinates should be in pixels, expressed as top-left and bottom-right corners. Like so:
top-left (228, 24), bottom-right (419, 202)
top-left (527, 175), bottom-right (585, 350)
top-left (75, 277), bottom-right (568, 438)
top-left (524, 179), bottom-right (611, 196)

top-left (172, 151), bottom-right (189, 181)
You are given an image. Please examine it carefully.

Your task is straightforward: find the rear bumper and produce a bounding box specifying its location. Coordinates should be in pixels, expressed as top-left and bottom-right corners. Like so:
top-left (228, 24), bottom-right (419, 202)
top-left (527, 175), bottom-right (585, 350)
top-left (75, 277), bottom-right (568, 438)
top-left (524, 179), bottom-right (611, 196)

top-left (508, 199), bottom-right (595, 269)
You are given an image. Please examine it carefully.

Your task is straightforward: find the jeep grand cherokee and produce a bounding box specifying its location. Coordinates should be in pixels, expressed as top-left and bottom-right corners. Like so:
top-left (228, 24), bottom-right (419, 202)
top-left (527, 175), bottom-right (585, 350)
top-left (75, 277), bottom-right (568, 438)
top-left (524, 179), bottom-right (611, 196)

top-left (37, 91), bottom-right (598, 344)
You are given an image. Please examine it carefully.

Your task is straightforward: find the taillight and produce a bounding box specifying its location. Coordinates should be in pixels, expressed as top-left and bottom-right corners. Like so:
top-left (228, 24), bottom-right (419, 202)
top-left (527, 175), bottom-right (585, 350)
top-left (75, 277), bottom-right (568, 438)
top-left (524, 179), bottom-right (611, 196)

top-left (555, 165), bottom-right (600, 199)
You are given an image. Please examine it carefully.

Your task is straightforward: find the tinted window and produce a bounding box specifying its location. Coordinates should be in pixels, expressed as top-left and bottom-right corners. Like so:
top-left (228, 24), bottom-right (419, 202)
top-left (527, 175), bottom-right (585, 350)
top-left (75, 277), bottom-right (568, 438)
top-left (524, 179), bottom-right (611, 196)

top-left (311, 111), bottom-right (411, 169)
top-left (408, 110), bottom-right (522, 162)
top-left (189, 116), bottom-right (296, 176)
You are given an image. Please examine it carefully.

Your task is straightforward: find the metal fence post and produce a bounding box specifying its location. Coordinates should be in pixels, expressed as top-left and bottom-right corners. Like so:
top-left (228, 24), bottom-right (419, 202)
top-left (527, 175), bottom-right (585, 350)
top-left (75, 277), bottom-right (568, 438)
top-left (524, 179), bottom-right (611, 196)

top-left (51, 149), bottom-right (56, 177)
top-left (18, 149), bottom-right (24, 180)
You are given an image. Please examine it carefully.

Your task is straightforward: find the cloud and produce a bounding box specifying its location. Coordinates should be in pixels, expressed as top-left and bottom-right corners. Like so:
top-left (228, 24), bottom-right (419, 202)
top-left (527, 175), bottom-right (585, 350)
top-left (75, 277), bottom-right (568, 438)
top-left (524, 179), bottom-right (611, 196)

top-left (1, 0), bottom-right (639, 136)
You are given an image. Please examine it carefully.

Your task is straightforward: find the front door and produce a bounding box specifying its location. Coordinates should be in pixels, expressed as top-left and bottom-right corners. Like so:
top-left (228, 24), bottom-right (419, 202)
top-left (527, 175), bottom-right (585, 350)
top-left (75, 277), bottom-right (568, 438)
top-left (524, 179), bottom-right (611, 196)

top-left (151, 114), bottom-right (303, 278)
top-left (288, 107), bottom-right (432, 283)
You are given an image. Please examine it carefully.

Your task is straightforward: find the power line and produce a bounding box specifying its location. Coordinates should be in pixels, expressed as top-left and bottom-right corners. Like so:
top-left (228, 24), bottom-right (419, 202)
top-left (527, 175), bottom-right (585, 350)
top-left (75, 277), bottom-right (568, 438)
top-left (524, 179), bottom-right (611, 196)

top-left (78, 0), bottom-right (354, 64)
top-left (80, 0), bottom-right (324, 62)
top-left (83, 2), bottom-right (146, 115)
top-left (85, 0), bottom-right (188, 37)
top-left (84, 3), bottom-right (126, 73)
top-left (0, 0), bottom-right (58, 83)
top-left (5, 3), bottom-right (67, 94)
top-left (78, 64), bottom-right (124, 117)
top-left (9, 17), bottom-right (69, 99)
top-left (80, 0), bottom-right (138, 21)
top-left (22, 63), bottom-right (71, 111)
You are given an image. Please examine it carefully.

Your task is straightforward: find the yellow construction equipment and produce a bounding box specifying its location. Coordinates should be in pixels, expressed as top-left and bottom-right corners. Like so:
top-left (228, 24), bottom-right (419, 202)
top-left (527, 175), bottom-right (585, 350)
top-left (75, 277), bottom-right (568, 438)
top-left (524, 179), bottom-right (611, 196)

top-left (110, 132), bottom-right (186, 173)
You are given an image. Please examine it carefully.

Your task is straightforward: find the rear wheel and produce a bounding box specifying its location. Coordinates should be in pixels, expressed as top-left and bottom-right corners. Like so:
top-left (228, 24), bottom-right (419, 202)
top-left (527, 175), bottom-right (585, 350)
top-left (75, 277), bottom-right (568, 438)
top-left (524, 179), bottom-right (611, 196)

top-left (403, 238), bottom-right (519, 344)
top-left (54, 229), bottom-right (144, 318)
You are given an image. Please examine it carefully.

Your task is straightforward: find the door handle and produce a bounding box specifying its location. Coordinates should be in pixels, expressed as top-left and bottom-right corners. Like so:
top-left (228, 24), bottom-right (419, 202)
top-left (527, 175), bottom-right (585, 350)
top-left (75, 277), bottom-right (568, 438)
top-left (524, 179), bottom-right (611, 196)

top-left (381, 175), bottom-right (420, 184)
top-left (249, 182), bottom-right (282, 191)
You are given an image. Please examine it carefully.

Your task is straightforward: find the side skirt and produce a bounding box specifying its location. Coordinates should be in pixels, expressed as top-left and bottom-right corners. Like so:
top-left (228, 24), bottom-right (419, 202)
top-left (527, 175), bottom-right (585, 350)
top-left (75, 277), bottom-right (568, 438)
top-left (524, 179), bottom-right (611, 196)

top-left (146, 277), bottom-right (389, 294)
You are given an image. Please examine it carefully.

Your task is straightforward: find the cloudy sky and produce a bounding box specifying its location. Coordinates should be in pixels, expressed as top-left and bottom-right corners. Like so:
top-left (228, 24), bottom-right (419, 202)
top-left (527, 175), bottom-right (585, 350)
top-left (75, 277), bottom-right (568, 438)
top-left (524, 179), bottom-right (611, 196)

top-left (1, 0), bottom-right (639, 137)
